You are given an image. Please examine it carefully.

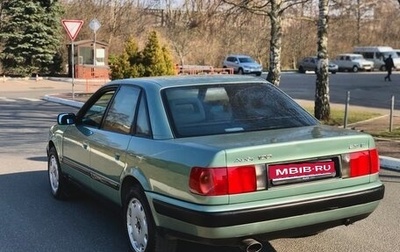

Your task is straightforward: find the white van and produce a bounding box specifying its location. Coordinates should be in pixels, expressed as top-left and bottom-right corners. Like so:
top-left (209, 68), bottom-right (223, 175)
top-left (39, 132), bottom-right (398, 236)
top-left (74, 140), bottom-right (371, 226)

top-left (353, 46), bottom-right (400, 71)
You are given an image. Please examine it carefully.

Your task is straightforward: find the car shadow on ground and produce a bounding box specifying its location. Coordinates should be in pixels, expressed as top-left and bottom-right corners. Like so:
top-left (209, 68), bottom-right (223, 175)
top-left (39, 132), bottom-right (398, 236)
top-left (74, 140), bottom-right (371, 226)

top-left (0, 170), bottom-right (277, 252)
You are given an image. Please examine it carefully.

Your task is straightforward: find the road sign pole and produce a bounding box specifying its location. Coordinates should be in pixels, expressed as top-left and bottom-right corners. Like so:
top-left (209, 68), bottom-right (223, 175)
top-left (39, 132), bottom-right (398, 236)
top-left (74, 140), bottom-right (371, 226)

top-left (89, 19), bottom-right (101, 66)
top-left (93, 31), bottom-right (96, 66)
top-left (61, 19), bottom-right (84, 101)
top-left (71, 42), bottom-right (75, 100)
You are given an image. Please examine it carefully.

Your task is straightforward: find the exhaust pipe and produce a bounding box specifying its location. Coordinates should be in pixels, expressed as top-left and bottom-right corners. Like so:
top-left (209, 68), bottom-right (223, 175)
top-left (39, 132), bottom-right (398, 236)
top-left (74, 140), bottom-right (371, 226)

top-left (241, 238), bottom-right (263, 252)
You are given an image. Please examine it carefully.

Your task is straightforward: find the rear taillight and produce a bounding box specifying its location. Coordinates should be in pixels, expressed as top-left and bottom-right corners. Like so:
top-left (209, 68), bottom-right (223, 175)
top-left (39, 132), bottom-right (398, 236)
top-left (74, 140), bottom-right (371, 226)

top-left (342, 149), bottom-right (380, 178)
top-left (189, 165), bottom-right (261, 196)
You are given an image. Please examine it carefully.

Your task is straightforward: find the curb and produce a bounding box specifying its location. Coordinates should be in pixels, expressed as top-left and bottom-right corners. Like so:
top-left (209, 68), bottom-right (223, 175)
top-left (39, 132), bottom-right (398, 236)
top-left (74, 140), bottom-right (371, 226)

top-left (380, 156), bottom-right (400, 172)
top-left (43, 94), bottom-right (400, 172)
top-left (43, 94), bottom-right (84, 108)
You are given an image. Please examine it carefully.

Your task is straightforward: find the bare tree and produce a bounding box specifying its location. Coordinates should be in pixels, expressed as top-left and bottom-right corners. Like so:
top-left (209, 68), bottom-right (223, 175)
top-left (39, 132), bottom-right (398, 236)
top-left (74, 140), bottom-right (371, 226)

top-left (314, 0), bottom-right (330, 120)
top-left (222, 0), bottom-right (310, 86)
top-left (57, 0), bottom-right (400, 73)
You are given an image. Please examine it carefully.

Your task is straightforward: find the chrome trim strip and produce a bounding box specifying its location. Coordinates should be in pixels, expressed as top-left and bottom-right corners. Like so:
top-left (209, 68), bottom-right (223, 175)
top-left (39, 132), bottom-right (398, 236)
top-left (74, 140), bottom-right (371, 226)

top-left (62, 157), bottom-right (120, 190)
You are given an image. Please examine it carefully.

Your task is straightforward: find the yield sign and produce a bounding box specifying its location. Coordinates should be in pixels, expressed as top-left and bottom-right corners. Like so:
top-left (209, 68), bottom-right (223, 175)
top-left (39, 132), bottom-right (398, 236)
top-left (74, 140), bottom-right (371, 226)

top-left (62, 19), bottom-right (84, 41)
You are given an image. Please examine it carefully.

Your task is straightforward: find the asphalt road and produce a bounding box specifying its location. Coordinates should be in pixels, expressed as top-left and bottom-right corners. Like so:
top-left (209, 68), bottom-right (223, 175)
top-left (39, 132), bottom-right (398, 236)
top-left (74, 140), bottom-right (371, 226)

top-left (278, 71), bottom-right (400, 111)
top-left (0, 75), bottom-right (399, 252)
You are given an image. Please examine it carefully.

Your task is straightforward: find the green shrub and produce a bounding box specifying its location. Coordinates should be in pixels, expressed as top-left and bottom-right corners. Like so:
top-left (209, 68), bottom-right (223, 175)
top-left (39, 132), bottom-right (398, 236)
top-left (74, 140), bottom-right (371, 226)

top-left (109, 31), bottom-right (175, 80)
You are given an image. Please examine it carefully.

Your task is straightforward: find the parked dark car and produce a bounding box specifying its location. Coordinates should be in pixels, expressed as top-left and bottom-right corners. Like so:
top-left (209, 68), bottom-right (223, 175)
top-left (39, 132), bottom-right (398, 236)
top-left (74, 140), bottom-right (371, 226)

top-left (298, 56), bottom-right (338, 74)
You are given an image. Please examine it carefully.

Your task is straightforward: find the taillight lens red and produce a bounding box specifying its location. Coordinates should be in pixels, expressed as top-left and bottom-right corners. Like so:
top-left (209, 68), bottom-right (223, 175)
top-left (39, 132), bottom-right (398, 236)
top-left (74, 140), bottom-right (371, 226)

top-left (349, 149), bottom-right (380, 177)
top-left (189, 166), bottom-right (256, 196)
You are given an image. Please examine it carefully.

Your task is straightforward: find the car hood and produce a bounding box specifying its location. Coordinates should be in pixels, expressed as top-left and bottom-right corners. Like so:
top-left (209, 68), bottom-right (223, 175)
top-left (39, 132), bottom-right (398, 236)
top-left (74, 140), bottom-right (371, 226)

top-left (353, 59), bottom-right (373, 65)
top-left (241, 62), bottom-right (262, 68)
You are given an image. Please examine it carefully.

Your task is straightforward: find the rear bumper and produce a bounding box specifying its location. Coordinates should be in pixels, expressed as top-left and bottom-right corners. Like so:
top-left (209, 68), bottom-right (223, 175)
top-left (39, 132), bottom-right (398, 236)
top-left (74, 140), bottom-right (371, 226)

top-left (152, 184), bottom-right (384, 242)
top-left (154, 185), bottom-right (384, 228)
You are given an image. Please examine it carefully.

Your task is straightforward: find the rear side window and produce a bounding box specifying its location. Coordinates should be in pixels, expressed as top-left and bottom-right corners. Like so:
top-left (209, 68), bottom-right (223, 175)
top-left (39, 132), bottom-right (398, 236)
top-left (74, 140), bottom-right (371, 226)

top-left (163, 83), bottom-right (318, 138)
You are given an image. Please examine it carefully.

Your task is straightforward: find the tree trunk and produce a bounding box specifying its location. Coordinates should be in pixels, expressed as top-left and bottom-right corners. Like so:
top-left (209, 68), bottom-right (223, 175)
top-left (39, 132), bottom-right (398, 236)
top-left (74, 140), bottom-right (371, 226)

top-left (314, 0), bottom-right (330, 121)
top-left (266, 0), bottom-right (282, 86)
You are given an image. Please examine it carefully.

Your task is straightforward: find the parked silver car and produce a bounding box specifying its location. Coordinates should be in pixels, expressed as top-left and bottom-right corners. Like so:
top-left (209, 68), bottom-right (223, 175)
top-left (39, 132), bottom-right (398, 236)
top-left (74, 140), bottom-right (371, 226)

top-left (332, 54), bottom-right (374, 72)
top-left (222, 54), bottom-right (262, 76)
top-left (298, 56), bottom-right (338, 74)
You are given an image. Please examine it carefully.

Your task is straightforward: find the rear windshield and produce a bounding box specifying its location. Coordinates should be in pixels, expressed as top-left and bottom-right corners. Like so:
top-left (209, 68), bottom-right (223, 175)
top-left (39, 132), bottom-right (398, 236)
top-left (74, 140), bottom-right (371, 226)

top-left (163, 83), bottom-right (318, 138)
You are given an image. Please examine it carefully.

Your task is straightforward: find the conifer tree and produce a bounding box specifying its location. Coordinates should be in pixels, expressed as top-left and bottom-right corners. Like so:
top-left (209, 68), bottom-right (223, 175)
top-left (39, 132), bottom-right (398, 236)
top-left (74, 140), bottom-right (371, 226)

top-left (0, 0), bottom-right (63, 76)
top-left (109, 37), bottom-right (145, 79)
top-left (109, 31), bottom-right (175, 79)
top-left (142, 31), bottom-right (175, 77)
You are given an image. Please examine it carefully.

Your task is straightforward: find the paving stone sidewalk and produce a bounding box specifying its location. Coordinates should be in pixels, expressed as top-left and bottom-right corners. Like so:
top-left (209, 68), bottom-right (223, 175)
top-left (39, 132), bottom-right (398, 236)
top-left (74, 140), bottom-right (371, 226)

top-left (349, 115), bottom-right (400, 159)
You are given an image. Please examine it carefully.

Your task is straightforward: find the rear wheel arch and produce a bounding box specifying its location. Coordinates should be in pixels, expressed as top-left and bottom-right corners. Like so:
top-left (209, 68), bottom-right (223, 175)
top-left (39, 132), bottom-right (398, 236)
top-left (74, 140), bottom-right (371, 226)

top-left (122, 177), bottom-right (177, 252)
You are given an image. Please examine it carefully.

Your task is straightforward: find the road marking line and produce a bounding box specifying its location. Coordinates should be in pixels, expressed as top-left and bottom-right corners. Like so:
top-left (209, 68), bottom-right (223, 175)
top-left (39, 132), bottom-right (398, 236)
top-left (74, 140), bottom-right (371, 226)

top-left (20, 97), bottom-right (42, 102)
top-left (0, 97), bottom-right (16, 102)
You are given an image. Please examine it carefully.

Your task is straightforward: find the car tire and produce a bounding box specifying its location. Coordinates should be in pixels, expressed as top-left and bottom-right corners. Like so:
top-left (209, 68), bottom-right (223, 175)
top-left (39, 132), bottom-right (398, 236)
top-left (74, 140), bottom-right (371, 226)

top-left (331, 71), bottom-right (337, 74)
top-left (48, 147), bottom-right (69, 199)
top-left (124, 185), bottom-right (177, 252)
top-left (298, 66), bottom-right (306, 74)
top-left (352, 66), bottom-right (359, 72)
top-left (380, 65), bottom-right (386, 71)
top-left (237, 68), bottom-right (244, 75)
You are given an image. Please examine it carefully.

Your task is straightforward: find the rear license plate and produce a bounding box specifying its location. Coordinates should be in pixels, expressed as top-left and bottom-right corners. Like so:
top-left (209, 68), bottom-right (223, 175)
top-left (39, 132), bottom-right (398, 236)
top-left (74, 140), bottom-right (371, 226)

top-left (269, 161), bottom-right (336, 185)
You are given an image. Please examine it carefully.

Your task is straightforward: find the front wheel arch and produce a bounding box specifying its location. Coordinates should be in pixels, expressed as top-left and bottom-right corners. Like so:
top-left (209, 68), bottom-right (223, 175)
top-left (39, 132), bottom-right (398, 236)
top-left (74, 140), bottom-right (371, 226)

top-left (48, 146), bottom-right (69, 199)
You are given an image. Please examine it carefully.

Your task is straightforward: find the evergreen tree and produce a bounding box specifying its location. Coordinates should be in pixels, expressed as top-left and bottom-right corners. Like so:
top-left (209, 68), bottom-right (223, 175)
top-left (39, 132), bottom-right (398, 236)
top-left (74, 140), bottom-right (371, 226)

top-left (142, 31), bottom-right (175, 77)
top-left (162, 46), bottom-right (177, 76)
top-left (109, 32), bottom-right (175, 79)
top-left (0, 0), bottom-right (63, 76)
top-left (109, 37), bottom-right (145, 80)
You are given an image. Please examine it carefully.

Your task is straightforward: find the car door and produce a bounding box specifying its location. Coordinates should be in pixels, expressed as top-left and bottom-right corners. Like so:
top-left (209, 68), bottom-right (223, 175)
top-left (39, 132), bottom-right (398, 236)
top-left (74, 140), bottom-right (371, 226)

top-left (62, 87), bottom-right (116, 187)
top-left (88, 85), bottom-right (140, 201)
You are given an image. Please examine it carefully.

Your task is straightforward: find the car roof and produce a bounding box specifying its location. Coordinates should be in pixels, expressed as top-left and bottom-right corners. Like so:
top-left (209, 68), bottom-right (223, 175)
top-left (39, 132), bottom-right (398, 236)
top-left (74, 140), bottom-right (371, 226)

top-left (226, 54), bottom-right (253, 58)
top-left (337, 53), bottom-right (363, 57)
top-left (106, 75), bottom-right (267, 89)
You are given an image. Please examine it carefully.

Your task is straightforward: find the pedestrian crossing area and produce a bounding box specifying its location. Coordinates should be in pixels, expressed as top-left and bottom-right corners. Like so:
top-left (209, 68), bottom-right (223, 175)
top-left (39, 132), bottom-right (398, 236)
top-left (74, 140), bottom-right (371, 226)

top-left (0, 97), bottom-right (42, 102)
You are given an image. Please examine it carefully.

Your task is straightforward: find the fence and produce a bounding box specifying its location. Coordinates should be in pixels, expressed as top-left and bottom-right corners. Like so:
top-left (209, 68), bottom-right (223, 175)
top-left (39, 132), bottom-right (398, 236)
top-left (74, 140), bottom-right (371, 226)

top-left (175, 65), bottom-right (234, 75)
top-left (343, 91), bottom-right (398, 132)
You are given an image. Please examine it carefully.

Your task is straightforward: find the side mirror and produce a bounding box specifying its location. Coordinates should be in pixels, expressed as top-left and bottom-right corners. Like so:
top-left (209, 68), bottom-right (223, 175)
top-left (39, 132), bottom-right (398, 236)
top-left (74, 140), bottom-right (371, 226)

top-left (57, 113), bottom-right (76, 125)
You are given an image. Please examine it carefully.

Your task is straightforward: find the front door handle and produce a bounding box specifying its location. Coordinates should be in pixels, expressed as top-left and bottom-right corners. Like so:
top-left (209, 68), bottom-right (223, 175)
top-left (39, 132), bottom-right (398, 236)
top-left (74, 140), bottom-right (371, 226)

top-left (82, 141), bottom-right (89, 150)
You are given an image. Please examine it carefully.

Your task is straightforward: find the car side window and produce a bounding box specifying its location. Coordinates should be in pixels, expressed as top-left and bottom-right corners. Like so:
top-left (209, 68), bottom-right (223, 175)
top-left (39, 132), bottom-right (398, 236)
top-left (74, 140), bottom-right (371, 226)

top-left (135, 94), bottom-right (152, 137)
top-left (80, 90), bottom-right (115, 128)
top-left (102, 85), bottom-right (140, 134)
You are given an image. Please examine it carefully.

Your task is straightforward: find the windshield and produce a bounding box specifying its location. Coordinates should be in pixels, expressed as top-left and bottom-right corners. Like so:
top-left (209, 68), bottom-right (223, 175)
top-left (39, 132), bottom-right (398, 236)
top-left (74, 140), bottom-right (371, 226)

top-left (239, 57), bottom-right (255, 63)
top-left (163, 83), bottom-right (318, 137)
top-left (351, 55), bottom-right (364, 60)
top-left (381, 51), bottom-right (398, 58)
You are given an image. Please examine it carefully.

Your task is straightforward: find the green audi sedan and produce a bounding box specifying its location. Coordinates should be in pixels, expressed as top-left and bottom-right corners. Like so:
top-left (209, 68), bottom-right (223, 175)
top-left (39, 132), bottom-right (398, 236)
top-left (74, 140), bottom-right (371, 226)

top-left (47, 75), bottom-right (384, 252)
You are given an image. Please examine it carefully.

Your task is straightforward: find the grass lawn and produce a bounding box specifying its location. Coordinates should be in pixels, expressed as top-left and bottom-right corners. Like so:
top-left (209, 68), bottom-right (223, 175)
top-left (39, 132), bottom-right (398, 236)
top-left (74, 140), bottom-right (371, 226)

top-left (303, 106), bottom-right (381, 126)
top-left (304, 106), bottom-right (400, 139)
top-left (370, 128), bottom-right (400, 138)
